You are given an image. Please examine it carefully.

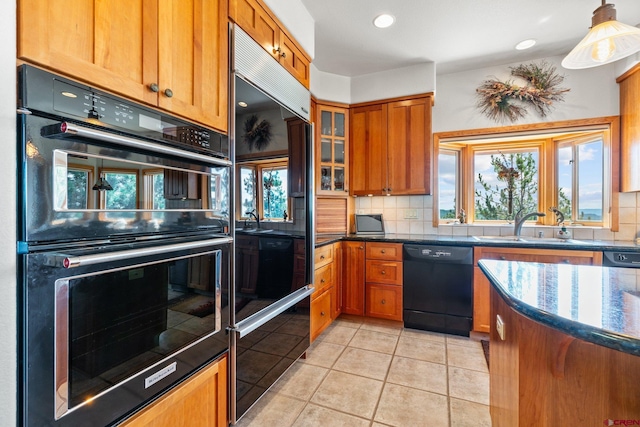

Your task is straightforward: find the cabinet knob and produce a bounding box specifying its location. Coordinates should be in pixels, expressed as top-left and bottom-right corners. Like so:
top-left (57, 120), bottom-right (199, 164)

top-left (381, 299), bottom-right (386, 305)
top-left (273, 47), bottom-right (286, 58)
top-left (320, 278), bottom-right (325, 283)
top-left (359, 246), bottom-right (364, 250)
top-left (320, 311), bottom-right (326, 316)
top-left (149, 83), bottom-right (159, 92)
top-left (381, 270), bottom-right (386, 275)
top-left (500, 256), bottom-right (506, 260)
top-left (320, 255), bottom-right (325, 260)
top-left (164, 88), bottom-right (174, 98)
top-left (563, 259), bottom-right (570, 264)
top-left (381, 249), bottom-right (386, 254)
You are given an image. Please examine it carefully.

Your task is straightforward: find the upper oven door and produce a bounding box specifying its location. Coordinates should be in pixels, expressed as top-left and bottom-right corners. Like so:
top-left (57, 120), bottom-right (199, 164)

top-left (19, 114), bottom-right (231, 244)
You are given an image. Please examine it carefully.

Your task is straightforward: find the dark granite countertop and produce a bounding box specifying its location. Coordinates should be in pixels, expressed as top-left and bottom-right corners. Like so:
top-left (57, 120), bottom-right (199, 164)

top-left (478, 259), bottom-right (640, 356)
top-left (315, 233), bottom-right (640, 252)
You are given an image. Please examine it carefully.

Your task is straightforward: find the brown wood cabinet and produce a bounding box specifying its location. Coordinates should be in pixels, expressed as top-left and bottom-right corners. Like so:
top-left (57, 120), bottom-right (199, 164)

top-left (18, 0), bottom-right (228, 133)
top-left (287, 118), bottom-right (306, 198)
top-left (343, 241), bottom-right (403, 321)
top-left (229, 0), bottom-right (311, 88)
top-left (350, 95), bottom-right (432, 196)
top-left (342, 241), bottom-right (366, 316)
top-left (121, 354), bottom-right (227, 427)
top-left (617, 64), bottom-right (640, 192)
top-left (473, 247), bottom-right (603, 333)
top-left (235, 235), bottom-right (259, 295)
top-left (490, 287), bottom-right (640, 426)
top-left (310, 242), bottom-right (342, 341)
top-left (164, 170), bottom-right (199, 200)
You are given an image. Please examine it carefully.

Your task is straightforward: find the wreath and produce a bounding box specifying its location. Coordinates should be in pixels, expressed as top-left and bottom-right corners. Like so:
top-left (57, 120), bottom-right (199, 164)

top-left (243, 114), bottom-right (272, 150)
top-left (476, 61), bottom-right (570, 123)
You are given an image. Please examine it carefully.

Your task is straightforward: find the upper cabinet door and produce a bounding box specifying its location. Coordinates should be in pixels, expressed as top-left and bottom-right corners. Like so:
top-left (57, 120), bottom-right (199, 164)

top-left (157, 0), bottom-right (228, 133)
top-left (387, 97), bottom-right (432, 195)
top-left (18, 0), bottom-right (158, 105)
top-left (279, 32), bottom-right (310, 88)
top-left (229, 0), bottom-right (280, 60)
top-left (350, 103), bottom-right (388, 196)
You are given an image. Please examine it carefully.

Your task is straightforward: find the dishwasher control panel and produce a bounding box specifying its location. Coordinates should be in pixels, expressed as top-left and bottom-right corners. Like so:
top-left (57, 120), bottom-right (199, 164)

top-left (603, 251), bottom-right (640, 268)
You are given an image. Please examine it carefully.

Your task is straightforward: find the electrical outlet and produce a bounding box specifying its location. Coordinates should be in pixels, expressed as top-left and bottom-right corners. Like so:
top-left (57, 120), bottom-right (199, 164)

top-left (496, 314), bottom-right (505, 341)
top-left (404, 208), bottom-right (418, 219)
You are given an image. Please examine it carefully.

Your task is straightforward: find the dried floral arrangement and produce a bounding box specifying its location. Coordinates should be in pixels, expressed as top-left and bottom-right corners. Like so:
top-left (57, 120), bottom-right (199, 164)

top-left (243, 114), bottom-right (272, 150)
top-left (476, 61), bottom-right (570, 123)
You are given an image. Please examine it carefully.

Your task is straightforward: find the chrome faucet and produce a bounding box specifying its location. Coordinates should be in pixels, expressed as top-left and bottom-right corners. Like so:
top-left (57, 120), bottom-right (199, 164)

top-left (513, 208), bottom-right (545, 237)
top-left (246, 210), bottom-right (260, 229)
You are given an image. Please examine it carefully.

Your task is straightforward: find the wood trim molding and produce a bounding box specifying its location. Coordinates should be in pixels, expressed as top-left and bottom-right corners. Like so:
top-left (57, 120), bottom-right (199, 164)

top-left (350, 92), bottom-right (434, 109)
top-left (615, 62), bottom-right (640, 83)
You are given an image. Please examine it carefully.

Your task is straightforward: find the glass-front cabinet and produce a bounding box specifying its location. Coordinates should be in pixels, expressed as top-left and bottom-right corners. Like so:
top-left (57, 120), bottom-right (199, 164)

top-left (317, 103), bottom-right (349, 194)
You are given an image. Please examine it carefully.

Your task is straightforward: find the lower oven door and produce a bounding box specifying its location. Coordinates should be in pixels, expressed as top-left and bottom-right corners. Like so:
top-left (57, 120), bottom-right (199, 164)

top-left (22, 236), bottom-right (231, 426)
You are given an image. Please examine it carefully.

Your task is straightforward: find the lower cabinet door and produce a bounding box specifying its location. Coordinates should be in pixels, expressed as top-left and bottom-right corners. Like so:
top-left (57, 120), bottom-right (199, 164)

top-left (121, 354), bottom-right (227, 427)
top-left (311, 287), bottom-right (332, 341)
top-left (365, 283), bottom-right (402, 321)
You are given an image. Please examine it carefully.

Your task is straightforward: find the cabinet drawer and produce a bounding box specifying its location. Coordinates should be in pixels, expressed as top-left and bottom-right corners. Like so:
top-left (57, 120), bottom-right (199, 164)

top-left (366, 242), bottom-right (403, 261)
top-left (366, 260), bottom-right (402, 285)
top-left (311, 288), bottom-right (332, 341)
top-left (315, 244), bottom-right (334, 269)
top-left (313, 262), bottom-right (334, 298)
top-left (365, 283), bottom-right (402, 321)
top-left (236, 235), bottom-right (259, 249)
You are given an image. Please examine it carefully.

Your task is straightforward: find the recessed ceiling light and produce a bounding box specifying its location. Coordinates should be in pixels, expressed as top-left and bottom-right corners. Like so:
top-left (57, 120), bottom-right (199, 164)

top-left (515, 39), bottom-right (536, 50)
top-left (238, 101), bottom-right (248, 108)
top-left (373, 14), bottom-right (395, 29)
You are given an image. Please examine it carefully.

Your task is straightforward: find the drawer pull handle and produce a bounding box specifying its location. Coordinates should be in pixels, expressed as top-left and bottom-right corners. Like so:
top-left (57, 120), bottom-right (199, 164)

top-left (500, 256), bottom-right (506, 260)
top-left (381, 299), bottom-right (386, 304)
top-left (381, 270), bottom-right (386, 275)
top-left (320, 255), bottom-right (325, 260)
top-left (360, 246), bottom-right (364, 250)
top-left (320, 279), bottom-right (325, 283)
top-left (381, 249), bottom-right (386, 254)
top-left (563, 259), bottom-right (570, 264)
top-left (320, 311), bottom-right (325, 316)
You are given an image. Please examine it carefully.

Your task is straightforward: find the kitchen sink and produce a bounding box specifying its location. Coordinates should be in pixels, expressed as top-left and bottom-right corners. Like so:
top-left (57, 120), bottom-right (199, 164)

top-left (472, 235), bottom-right (523, 242)
top-left (472, 235), bottom-right (592, 245)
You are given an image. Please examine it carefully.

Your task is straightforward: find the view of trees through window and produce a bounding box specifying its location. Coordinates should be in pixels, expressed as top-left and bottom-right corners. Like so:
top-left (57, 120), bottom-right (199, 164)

top-left (103, 171), bottom-right (137, 209)
top-left (474, 151), bottom-right (538, 221)
top-left (239, 163), bottom-right (289, 221)
top-left (262, 168), bottom-right (288, 219)
top-left (67, 169), bottom-right (89, 209)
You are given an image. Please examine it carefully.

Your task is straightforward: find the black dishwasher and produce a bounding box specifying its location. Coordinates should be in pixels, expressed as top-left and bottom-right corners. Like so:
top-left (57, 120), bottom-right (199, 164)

top-left (403, 244), bottom-right (474, 336)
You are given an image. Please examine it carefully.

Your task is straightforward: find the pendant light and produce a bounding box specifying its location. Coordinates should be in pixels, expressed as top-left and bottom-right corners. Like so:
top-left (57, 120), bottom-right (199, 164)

top-left (562, 1), bottom-right (640, 69)
top-left (92, 159), bottom-right (113, 191)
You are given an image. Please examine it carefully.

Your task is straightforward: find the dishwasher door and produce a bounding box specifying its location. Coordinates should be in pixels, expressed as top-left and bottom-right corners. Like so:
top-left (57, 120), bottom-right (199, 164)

top-left (403, 245), bottom-right (474, 336)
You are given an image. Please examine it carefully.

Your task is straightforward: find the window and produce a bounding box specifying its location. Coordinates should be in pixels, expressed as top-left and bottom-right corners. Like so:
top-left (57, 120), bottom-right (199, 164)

top-left (143, 169), bottom-right (165, 209)
top-left (438, 150), bottom-right (459, 220)
top-left (238, 161), bottom-right (291, 221)
top-left (435, 123), bottom-right (613, 228)
top-left (99, 168), bottom-right (138, 209)
top-left (66, 164), bottom-right (94, 209)
top-left (557, 136), bottom-right (605, 224)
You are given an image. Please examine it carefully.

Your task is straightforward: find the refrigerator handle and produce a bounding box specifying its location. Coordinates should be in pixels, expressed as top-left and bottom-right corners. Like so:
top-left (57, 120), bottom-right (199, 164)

top-left (232, 285), bottom-right (314, 338)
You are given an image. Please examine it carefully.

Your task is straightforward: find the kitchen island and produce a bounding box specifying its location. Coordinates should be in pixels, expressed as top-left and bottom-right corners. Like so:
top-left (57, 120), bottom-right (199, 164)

top-left (478, 260), bottom-right (640, 426)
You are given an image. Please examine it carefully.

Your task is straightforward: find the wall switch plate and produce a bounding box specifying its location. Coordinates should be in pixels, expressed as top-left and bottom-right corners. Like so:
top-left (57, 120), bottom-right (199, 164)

top-left (404, 208), bottom-right (418, 219)
top-left (496, 314), bottom-right (505, 341)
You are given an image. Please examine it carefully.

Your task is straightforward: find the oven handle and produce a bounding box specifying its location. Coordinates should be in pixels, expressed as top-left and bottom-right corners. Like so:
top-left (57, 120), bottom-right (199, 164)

top-left (44, 122), bottom-right (232, 167)
top-left (231, 285), bottom-right (315, 338)
top-left (56, 237), bottom-right (233, 268)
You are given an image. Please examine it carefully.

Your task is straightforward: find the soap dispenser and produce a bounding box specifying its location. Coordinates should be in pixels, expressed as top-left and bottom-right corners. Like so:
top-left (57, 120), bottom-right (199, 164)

top-left (557, 223), bottom-right (571, 239)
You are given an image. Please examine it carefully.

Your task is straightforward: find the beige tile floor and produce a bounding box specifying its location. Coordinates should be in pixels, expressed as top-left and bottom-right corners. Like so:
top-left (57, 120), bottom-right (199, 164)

top-left (235, 315), bottom-right (492, 427)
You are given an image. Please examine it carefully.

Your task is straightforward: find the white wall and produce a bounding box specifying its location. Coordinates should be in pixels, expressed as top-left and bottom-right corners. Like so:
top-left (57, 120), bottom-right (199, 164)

top-left (310, 64), bottom-right (351, 104)
top-left (350, 63), bottom-right (436, 104)
top-left (1, 1), bottom-right (16, 425)
top-left (433, 55), bottom-right (619, 133)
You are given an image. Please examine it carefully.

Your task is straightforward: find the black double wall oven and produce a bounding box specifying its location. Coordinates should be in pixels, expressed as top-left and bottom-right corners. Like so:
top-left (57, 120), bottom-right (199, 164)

top-left (18, 65), bottom-right (232, 426)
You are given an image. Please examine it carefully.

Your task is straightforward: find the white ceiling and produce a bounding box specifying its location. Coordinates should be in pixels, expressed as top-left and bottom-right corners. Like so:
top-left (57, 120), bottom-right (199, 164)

top-left (299, 0), bottom-right (640, 76)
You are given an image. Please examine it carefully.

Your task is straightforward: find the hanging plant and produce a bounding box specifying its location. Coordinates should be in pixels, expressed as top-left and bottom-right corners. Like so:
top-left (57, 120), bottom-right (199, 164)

top-left (243, 114), bottom-right (272, 150)
top-left (476, 61), bottom-right (570, 123)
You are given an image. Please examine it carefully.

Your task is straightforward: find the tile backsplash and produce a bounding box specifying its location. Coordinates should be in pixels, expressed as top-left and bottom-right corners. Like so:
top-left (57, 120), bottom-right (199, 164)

top-left (355, 192), bottom-right (640, 242)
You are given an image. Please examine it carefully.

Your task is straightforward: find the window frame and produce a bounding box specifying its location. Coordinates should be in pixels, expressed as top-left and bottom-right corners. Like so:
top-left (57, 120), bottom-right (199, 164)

top-left (66, 163), bottom-right (95, 209)
top-left (236, 159), bottom-right (292, 222)
top-left (97, 167), bottom-right (140, 210)
top-left (432, 117), bottom-right (619, 230)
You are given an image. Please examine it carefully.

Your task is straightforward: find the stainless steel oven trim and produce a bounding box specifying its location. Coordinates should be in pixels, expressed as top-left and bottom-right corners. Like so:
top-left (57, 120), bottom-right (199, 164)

top-left (232, 285), bottom-right (314, 338)
top-left (49, 237), bottom-right (232, 268)
top-left (53, 247), bottom-right (224, 420)
top-left (47, 122), bottom-right (232, 167)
